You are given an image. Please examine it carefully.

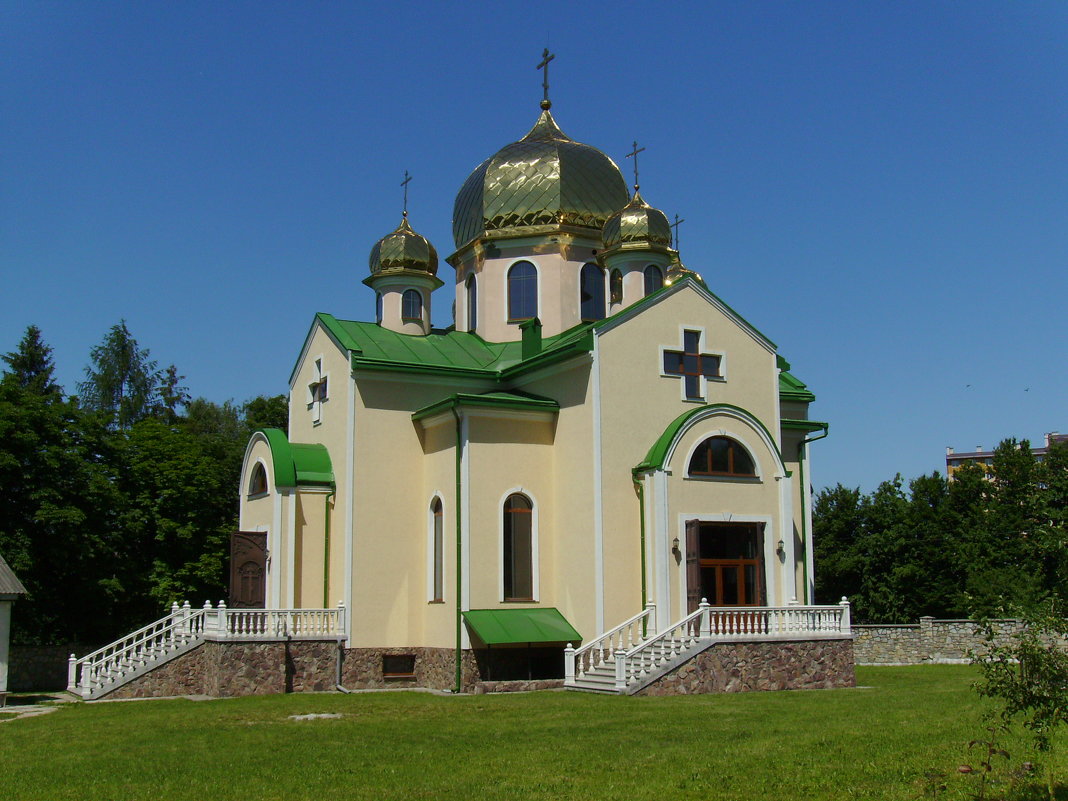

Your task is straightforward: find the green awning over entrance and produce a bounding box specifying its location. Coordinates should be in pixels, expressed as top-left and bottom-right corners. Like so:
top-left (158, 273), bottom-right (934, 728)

top-left (463, 608), bottom-right (581, 646)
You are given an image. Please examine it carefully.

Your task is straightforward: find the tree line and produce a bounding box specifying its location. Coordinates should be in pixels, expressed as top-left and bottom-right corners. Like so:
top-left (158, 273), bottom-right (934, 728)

top-left (0, 323), bottom-right (287, 646)
top-left (814, 438), bottom-right (1068, 623)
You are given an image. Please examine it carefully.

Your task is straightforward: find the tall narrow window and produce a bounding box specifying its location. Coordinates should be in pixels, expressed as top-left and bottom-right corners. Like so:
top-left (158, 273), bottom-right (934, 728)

top-left (431, 498), bottom-right (443, 602)
top-left (503, 493), bottom-right (533, 600)
top-left (610, 269), bottom-right (623, 304)
top-left (644, 265), bottom-right (664, 296)
top-left (466, 274), bottom-right (477, 331)
top-left (402, 289), bottom-right (423, 321)
top-left (376, 292), bottom-right (383, 324)
top-left (507, 261), bottom-right (538, 322)
top-left (688, 436), bottom-right (757, 477)
top-left (579, 263), bottom-right (606, 321)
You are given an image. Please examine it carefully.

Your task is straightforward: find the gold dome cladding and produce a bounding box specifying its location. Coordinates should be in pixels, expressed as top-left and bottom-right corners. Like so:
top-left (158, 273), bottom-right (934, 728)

top-left (369, 216), bottom-right (439, 276)
top-left (602, 191), bottom-right (672, 250)
top-left (452, 109), bottom-right (630, 250)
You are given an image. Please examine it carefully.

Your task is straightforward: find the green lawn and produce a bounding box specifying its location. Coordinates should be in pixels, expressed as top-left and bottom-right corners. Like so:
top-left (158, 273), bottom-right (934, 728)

top-left (1, 666), bottom-right (1064, 800)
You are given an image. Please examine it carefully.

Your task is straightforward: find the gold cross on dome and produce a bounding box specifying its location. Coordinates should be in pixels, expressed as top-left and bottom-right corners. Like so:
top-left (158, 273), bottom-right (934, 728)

top-left (536, 48), bottom-right (555, 109)
top-left (400, 170), bottom-right (412, 217)
top-left (625, 141), bottom-right (645, 192)
top-left (671, 213), bottom-right (686, 249)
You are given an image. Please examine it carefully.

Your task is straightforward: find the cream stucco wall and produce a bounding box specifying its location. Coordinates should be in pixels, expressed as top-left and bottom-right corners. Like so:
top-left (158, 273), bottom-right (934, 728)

top-left (250, 276), bottom-right (817, 651)
top-left (595, 284), bottom-right (789, 628)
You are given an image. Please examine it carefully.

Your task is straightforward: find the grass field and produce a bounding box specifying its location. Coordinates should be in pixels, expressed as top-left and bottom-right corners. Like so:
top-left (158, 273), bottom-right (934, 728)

top-left (1, 666), bottom-right (1065, 800)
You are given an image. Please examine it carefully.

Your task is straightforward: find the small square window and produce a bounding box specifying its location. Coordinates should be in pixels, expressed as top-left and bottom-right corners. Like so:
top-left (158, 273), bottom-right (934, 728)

top-left (382, 654), bottom-right (416, 678)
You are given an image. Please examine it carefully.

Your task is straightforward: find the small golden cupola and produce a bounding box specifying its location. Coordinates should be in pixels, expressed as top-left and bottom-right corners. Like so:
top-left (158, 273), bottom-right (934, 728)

top-left (600, 188), bottom-right (678, 312)
top-left (364, 190), bottom-right (443, 336)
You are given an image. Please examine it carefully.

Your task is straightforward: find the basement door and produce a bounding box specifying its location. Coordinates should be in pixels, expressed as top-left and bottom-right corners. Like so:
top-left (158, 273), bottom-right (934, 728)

top-left (229, 531), bottom-right (267, 608)
top-left (685, 521), bottom-right (766, 613)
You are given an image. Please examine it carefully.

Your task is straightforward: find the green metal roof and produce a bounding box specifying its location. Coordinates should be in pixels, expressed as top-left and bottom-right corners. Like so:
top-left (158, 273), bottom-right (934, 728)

top-left (256, 428), bottom-right (334, 488)
top-left (412, 391), bottom-right (559, 422)
top-left (779, 370), bottom-right (816, 403)
top-left (463, 608), bottom-right (582, 646)
top-left (312, 278), bottom-right (809, 401)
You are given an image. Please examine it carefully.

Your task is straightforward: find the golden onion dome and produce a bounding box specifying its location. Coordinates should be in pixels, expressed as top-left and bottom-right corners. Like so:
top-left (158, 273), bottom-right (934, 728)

top-left (452, 109), bottom-right (629, 250)
top-left (602, 191), bottom-right (672, 251)
top-left (368, 215), bottom-right (439, 277)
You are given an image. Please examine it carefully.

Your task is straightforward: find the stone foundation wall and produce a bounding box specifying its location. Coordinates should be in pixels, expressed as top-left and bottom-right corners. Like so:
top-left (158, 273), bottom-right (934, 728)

top-left (636, 638), bottom-right (855, 696)
top-left (339, 647), bottom-right (480, 691)
top-left (474, 679), bottom-right (565, 694)
top-left (852, 618), bottom-right (1027, 665)
top-left (104, 640), bottom-right (338, 699)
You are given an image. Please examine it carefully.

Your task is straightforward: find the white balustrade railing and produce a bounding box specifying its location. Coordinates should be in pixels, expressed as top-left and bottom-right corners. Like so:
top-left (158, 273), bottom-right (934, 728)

top-left (218, 605), bottom-right (346, 640)
top-left (564, 602), bottom-right (656, 685)
top-left (568, 597), bottom-right (852, 691)
top-left (67, 600), bottom-right (348, 698)
top-left (67, 601), bottom-right (205, 699)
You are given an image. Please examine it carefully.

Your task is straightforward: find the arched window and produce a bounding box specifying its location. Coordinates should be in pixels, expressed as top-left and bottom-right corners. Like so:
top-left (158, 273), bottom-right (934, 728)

top-left (375, 292), bottom-right (383, 325)
top-left (507, 261), bottom-right (538, 322)
top-left (503, 493), bottom-right (533, 600)
top-left (430, 497), bottom-right (443, 602)
top-left (402, 289), bottom-right (423, 321)
top-left (644, 265), bottom-right (664, 296)
top-left (610, 269), bottom-right (623, 304)
top-left (466, 274), bottom-right (477, 331)
top-left (248, 463), bottom-right (268, 496)
top-left (688, 436), bottom-right (757, 477)
top-left (579, 263), bottom-right (606, 321)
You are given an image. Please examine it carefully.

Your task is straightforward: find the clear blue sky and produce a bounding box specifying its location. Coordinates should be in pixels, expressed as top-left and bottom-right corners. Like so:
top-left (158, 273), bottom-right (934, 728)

top-left (2, 2), bottom-right (1066, 493)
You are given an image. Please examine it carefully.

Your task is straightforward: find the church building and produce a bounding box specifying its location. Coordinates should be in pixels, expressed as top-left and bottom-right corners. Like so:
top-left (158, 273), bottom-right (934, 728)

top-left (233, 63), bottom-right (848, 693)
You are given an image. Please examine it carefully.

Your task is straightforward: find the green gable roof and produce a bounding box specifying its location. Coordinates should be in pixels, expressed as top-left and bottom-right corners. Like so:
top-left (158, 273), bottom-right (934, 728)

top-left (779, 370), bottom-right (816, 403)
top-left (312, 277), bottom-right (810, 402)
top-left (412, 390), bottom-right (559, 422)
top-left (257, 428), bottom-right (334, 488)
top-left (316, 312), bottom-right (594, 379)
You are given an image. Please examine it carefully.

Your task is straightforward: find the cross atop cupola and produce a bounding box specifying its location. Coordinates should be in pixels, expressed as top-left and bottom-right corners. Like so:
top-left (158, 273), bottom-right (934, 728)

top-left (625, 140), bottom-right (645, 192)
top-left (537, 48), bottom-right (555, 109)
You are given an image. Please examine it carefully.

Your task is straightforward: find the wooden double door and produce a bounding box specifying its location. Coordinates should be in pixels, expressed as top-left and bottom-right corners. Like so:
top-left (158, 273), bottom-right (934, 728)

top-left (685, 521), bottom-right (765, 612)
top-left (229, 531), bottom-right (267, 608)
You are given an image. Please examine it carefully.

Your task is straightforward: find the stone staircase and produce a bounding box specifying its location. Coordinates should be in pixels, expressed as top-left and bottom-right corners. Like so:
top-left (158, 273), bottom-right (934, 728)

top-left (565, 599), bottom-right (852, 695)
top-left (67, 602), bottom-right (346, 699)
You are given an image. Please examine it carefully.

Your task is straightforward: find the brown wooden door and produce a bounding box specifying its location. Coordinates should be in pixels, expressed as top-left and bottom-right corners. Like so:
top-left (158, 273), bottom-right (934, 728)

top-left (230, 531), bottom-right (267, 608)
top-left (685, 519), bottom-right (701, 613)
top-left (692, 523), bottom-right (765, 608)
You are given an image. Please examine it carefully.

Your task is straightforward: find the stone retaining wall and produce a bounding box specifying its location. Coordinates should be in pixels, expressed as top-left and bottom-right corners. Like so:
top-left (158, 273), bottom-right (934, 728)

top-left (636, 637), bottom-right (855, 696)
top-left (852, 618), bottom-right (1025, 665)
top-left (474, 679), bottom-right (565, 694)
top-left (105, 640), bottom-right (337, 699)
top-left (339, 647), bottom-right (480, 691)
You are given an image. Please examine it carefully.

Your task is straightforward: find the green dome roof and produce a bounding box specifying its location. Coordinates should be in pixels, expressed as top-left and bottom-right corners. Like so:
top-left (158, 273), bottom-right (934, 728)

top-left (602, 191), bottom-right (672, 251)
top-left (452, 109), bottom-right (629, 250)
top-left (368, 216), bottom-right (438, 277)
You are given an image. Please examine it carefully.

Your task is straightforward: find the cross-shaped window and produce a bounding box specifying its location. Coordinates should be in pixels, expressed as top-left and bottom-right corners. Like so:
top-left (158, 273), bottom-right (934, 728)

top-left (309, 358), bottom-right (328, 424)
top-left (663, 330), bottom-right (722, 400)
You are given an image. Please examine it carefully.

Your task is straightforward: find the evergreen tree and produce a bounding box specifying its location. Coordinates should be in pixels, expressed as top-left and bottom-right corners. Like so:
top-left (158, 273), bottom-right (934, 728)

top-left (0, 326), bottom-right (119, 644)
top-left (78, 320), bottom-right (159, 429)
